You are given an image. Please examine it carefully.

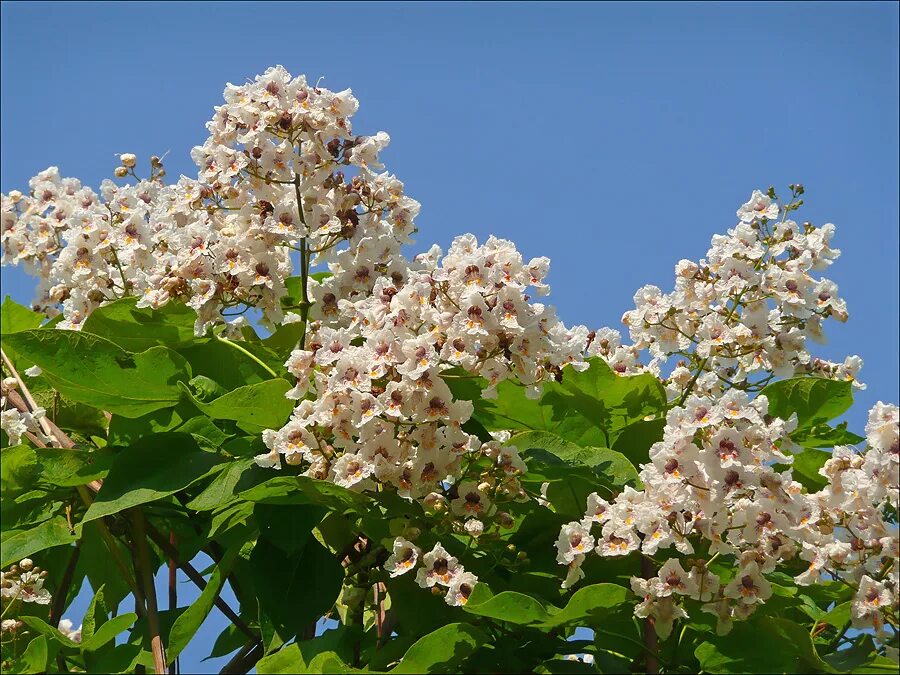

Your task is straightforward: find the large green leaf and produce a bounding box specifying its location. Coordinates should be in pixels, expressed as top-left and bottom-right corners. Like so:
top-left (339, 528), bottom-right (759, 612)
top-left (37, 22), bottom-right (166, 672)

top-left (176, 339), bottom-right (278, 391)
top-left (536, 583), bottom-right (628, 628)
top-left (463, 583), bottom-right (628, 629)
top-left (790, 448), bottom-right (831, 492)
top-left (239, 475), bottom-right (372, 511)
top-left (392, 623), bottom-right (488, 674)
top-left (83, 433), bottom-right (225, 522)
top-left (511, 431), bottom-right (640, 486)
top-left (180, 379), bottom-right (294, 430)
top-left (1, 296), bottom-right (43, 334)
top-left (33, 447), bottom-right (113, 487)
top-left (11, 635), bottom-right (48, 674)
top-left (761, 377), bottom-right (853, 429)
top-left (80, 297), bottom-right (197, 351)
top-left (450, 358), bottom-right (666, 448)
top-left (250, 535), bottom-right (344, 642)
top-left (462, 586), bottom-right (551, 624)
top-left (81, 613), bottom-right (138, 652)
top-left (1, 519), bottom-right (79, 567)
top-left (3, 330), bottom-right (190, 417)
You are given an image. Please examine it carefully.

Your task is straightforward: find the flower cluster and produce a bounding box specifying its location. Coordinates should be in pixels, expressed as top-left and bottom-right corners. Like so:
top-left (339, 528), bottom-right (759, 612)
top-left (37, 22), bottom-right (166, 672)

top-left (557, 191), bottom-right (897, 643)
top-left (590, 187), bottom-right (863, 398)
top-left (1, 66), bottom-right (420, 335)
top-left (384, 538), bottom-right (479, 607)
top-left (0, 559), bottom-right (51, 607)
top-left (256, 233), bottom-right (586, 510)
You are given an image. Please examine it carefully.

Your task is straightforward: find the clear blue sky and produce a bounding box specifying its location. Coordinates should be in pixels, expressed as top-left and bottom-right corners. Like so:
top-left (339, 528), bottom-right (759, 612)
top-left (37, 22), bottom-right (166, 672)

top-left (2, 2), bottom-right (898, 672)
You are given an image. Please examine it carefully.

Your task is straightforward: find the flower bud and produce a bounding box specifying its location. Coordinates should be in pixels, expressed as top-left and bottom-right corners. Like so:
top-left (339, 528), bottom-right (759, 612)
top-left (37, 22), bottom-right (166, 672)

top-left (496, 512), bottom-right (515, 529)
top-left (114, 167), bottom-right (129, 178)
top-left (464, 519), bottom-right (484, 538)
top-left (8, 190), bottom-right (22, 202)
top-left (19, 558), bottom-right (33, 571)
top-left (119, 153), bottom-right (137, 168)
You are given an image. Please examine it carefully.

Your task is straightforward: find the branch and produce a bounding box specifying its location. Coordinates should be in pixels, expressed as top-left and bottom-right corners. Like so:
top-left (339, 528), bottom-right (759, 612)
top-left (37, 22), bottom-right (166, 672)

top-left (131, 508), bottom-right (168, 673)
top-left (218, 639), bottom-right (263, 675)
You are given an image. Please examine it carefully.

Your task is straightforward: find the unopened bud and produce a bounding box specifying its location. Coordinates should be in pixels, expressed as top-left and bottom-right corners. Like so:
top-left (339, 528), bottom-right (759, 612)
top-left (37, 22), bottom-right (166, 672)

top-left (8, 190), bottom-right (22, 202)
top-left (120, 153), bottom-right (137, 168)
top-left (114, 167), bottom-right (129, 178)
top-left (19, 559), bottom-right (33, 571)
top-left (496, 512), bottom-right (515, 529)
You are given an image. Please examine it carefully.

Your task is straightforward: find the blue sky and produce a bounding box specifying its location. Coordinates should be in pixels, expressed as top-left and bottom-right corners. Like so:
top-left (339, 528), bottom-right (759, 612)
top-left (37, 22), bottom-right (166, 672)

top-left (2, 2), bottom-right (898, 671)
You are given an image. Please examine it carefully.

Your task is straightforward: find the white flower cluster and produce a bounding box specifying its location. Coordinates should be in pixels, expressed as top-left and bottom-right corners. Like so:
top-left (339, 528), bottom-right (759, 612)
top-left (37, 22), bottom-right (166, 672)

top-left (1, 66), bottom-right (420, 334)
top-left (384, 538), bottom-right (478, 607)
top-left (590, 188), bottom-right (863, 397)
top-left (0, 559), bottom-right (51, 607)
top-left (256, 233), bottom-right (585, 506)
top-left (557, 190), bottom-right (897, 642)
top-left (557, 396), bottom-right (898, 639)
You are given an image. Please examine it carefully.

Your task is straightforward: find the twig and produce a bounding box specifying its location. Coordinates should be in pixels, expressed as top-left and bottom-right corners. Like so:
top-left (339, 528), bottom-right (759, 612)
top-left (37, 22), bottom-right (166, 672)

top-left (131, 507), bottom-right (168, 673)
top-left (218, 639), bottom-right (263, 675)
top-left (168, 531), bottom-right (178, 675)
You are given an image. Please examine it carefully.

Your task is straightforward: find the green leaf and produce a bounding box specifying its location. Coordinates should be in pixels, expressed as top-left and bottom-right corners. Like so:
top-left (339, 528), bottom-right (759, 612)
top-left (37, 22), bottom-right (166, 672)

top-left (763, 617), bottom-right (838, 673)
top-left (33, 447), bottom-right (113, 486)
top-left (81, 584), bottom-right (110, 644)
top-left (1, 296), bottom-right (43, 334)
top-left (761, 377), bottom-right (854, 429)
top-left (1, 519), bottom-right (79, 567)
top-left (392, 623), bottom-right (488, 674)
top-left (81, 613), bottom-right (137, 652)
top-left (695, 618), bottom-right (801, 673)
top-left (791, 448), bottom-right (831, 492)
top-left (452, 358), bottom-right (666, 448)
top-left (17, 616), bottom-right (80, 648)
top-left (250, 535), bottom-right (344, 642)
top-left (80, 298), bottom-right (197, 351)
top-left (12, 635), bottom-right (48, 674)
top-left (537, 583), bottom-right (628, 628)
top-left (167, 549), bottom-right (237, 664)
top-left (255, 504), bottom-right (326, 554)
top-left (3, 330), bottom-right (190, 417)
top-left (187, 458), bottom-right (257, 511)
top-left (0, 445), bottom-right (38, 496)
top-left (463, 586), bottom-right (550, 625)
top-left (611, 418), bottom-right (665, 467)
top-left (820, 601), bottom-right (851, 627)
top-left (511, 431), bottom-right (640, 487)
top-left (240, 475), bottom-right (372, 511)
top-left (84, 433), bottom-right (225, 522)
top-left (180, 379), bottom-right (293, 430)
top-left (793, 422), bottom-right (865, 449)
top-left (176, 339), bottom-right (277, 391)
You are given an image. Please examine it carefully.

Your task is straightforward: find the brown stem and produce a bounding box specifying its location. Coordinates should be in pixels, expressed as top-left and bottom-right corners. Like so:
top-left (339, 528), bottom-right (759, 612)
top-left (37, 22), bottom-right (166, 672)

top-left (131, 508), bottom-right (167, 673)
top-left (218, 639), bottom-right (263, 675)
top-left (48, 542), bottom-right (81, 627)
top-left (168, 531), bottom-right (178, 675)
top-left (641, 555), bottom-right (659, 674)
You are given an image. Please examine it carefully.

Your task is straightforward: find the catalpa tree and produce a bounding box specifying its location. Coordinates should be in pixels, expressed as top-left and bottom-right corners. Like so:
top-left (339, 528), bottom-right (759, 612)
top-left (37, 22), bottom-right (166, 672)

top-left (0, 66), bottom-right (897, 675)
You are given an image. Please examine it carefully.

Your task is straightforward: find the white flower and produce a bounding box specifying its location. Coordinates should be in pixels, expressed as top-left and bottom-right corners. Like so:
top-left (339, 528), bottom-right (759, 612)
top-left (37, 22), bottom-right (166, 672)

top-left (415, 543), bottom-right (459, 588)
top-left (445, 571), bottom-right (478, 606)
top-left (384, 537), bottom-right (420, 578)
